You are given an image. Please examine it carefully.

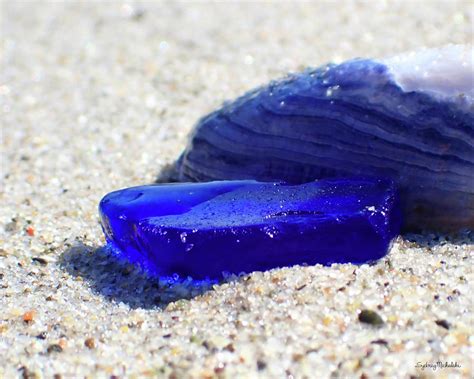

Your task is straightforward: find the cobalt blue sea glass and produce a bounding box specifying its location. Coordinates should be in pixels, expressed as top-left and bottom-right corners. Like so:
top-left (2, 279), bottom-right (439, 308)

top-left (99, 178), bottom-right (401, 279)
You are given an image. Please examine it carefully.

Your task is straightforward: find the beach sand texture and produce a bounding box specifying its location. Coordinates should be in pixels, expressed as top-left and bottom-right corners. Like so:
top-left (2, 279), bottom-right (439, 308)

top-left (1, 2), bottom-right (473, 378)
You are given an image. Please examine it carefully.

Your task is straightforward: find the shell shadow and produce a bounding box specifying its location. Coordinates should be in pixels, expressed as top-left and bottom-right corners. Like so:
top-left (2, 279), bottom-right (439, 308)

top-left (155, 161), bottom-right (181, 183)
top-left (59, 242), bottom-right (219, 309)
top-left (403, 230), bottom-right (473, 248)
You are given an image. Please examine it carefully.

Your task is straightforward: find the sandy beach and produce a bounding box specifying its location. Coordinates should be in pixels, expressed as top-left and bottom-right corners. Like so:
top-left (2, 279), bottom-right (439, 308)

top-left (1, 1), bottom-right (473, 378)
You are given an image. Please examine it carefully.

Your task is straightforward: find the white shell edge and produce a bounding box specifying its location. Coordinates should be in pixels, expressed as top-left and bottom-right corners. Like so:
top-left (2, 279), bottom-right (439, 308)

top-left (381, 44), bottom-right (473, 103)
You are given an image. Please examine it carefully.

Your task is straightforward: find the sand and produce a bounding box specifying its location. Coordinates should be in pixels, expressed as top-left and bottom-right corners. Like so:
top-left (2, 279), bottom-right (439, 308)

top-left (1, 1), bottom-right (473, 378)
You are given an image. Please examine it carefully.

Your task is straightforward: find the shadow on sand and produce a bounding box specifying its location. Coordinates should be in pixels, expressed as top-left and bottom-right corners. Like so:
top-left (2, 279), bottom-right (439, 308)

top-left (59, 231), bottom-right (472, 310)
top-left (403, 229), bottom-right (473, 248)
top-left (155, 162), bottom-right (181, 183)
top-left (59, 242), bottom-right (219, 310)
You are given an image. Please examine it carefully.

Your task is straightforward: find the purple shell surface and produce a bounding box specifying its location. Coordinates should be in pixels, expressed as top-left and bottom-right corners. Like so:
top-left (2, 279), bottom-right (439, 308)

top-left (176, 46), bottom-right (474, 231)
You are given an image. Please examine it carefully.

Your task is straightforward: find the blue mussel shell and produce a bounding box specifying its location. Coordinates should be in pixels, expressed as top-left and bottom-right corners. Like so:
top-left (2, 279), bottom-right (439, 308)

top-left (176, 52), bottom-right (474, 231)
